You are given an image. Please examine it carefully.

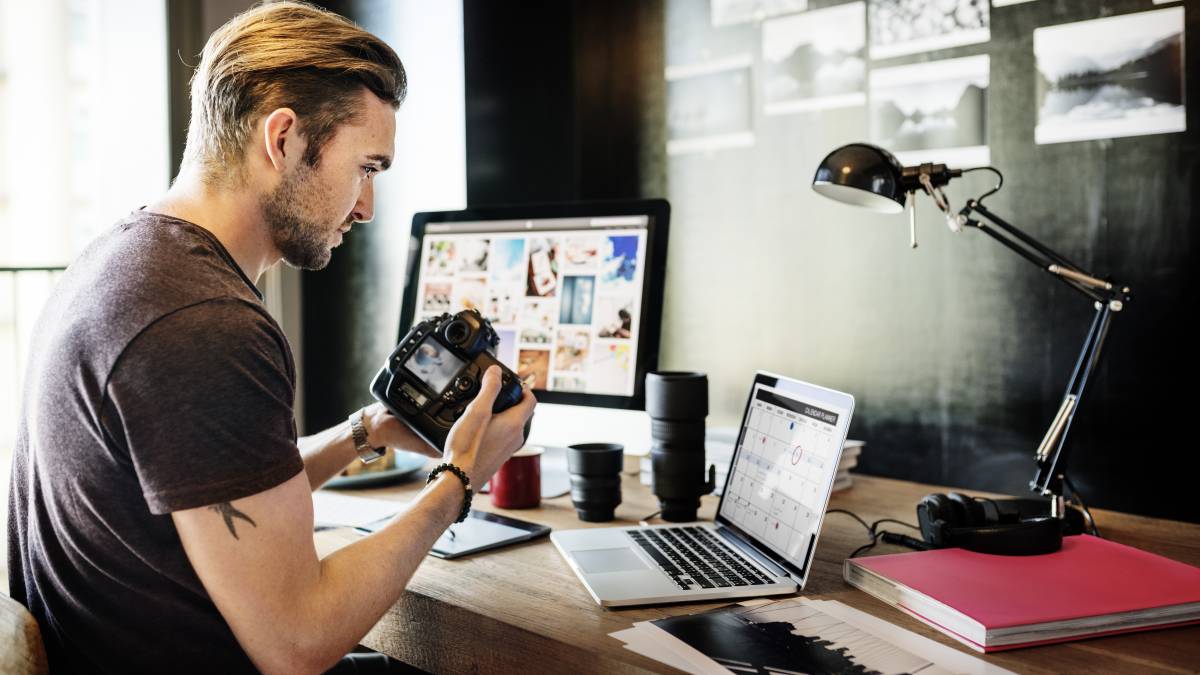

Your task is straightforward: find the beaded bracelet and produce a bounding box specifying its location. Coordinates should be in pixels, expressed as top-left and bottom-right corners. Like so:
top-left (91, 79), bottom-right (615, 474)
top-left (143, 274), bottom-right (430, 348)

top-left (427, 463), bottom-right (473, 523)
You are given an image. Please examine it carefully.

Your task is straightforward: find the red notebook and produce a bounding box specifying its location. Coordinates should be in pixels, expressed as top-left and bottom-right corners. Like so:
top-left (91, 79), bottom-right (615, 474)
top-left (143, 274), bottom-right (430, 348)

top-left (844, 535), bottom-right (1200, 652)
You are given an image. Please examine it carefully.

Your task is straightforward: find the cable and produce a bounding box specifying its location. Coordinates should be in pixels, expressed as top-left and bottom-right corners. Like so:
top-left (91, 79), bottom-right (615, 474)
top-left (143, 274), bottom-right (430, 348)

top-left (1064, 476), bottom-right (1100, 537)
top-left (849, 532), bottom-right (884, 558)
top-left (826, 509), bottom-right (872, 534)
top-left (961, 166), bottom-right (1004, 204)
top-left (871, 518), bottom-right (920, 533)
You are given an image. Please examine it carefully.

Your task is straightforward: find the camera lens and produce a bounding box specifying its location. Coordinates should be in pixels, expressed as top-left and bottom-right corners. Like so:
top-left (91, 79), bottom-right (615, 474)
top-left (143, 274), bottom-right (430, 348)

top-left (443, 319), bottom-right (470, 345)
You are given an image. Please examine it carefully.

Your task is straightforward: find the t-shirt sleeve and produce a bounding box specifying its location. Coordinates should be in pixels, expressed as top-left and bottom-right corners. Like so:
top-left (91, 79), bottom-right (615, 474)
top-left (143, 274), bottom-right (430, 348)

top-left (103, 298), bottom-right (305, 514)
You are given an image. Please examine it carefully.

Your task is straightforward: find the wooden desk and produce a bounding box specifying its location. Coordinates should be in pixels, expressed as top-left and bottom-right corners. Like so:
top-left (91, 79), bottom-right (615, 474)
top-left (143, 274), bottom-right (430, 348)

top-left (316, 471), bottom-right (1200, 674)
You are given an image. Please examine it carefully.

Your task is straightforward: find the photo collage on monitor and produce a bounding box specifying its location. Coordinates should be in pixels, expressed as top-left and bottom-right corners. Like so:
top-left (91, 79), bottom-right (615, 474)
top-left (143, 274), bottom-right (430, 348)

top-left (415, 227), bottom-right (648, 397)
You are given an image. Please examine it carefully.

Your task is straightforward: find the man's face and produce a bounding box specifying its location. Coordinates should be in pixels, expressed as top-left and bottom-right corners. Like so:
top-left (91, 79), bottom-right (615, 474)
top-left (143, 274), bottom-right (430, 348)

top-left (262, 88), bottom-right (396, 270)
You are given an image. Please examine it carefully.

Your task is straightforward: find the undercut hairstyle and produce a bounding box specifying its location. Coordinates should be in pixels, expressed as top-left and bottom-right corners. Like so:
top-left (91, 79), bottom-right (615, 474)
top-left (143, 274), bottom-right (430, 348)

top-left (182, 1), bottom-right (406, 183)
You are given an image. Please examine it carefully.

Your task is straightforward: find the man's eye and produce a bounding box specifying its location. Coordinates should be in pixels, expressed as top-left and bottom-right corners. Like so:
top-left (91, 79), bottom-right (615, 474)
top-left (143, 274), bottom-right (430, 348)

top-left (363, 166), bottom-right (378, 177)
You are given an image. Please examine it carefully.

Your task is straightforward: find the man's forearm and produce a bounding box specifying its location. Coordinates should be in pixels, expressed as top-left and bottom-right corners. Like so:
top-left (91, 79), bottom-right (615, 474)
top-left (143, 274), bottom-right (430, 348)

top-left (292, 474), bottom-right (464, 669)
top-left (298, 420), bottom-right (358, 490)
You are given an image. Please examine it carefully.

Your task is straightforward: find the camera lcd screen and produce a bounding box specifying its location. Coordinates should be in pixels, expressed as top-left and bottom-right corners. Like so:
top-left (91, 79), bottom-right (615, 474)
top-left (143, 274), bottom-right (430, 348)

top-left (403, 336), bottom-right (466, 395)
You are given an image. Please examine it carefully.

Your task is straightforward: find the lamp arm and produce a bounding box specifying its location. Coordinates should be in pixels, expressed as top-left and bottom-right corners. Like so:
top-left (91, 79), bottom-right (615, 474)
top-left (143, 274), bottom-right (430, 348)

top-left (954, 199), bottom-right (1130, 511)
top-left (959, 200), bottom-right (1129, 306)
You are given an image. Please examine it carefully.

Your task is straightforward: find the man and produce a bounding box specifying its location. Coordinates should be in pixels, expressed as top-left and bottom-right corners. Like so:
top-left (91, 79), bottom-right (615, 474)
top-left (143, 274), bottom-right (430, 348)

top-left (6, 2), bottom-right (536, 673)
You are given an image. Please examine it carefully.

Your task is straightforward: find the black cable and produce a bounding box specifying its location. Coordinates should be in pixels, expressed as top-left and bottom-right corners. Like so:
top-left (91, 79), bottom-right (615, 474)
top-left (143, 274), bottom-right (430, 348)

top-left (1064, 476), bottom-right (1100, 537)
top-left (961, 166), bottom-right (1004, 204)
top-left (826, 509), bottom-right (872, 535)
top-left (870, 517), bottom-right (920, 533)
top-left (849, 532), bottom-right (884, 558)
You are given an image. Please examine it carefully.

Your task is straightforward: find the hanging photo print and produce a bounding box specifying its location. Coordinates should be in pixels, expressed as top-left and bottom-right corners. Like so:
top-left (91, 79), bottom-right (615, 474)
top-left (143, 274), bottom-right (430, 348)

top-left (868, 0), bottom-right (989, 60)
top-left (1034, 7), bottom-right (1185, 145)
top-left (666, 56), bottom-right (755, 155)
top-left (763, 2), bottom-right (866, 115)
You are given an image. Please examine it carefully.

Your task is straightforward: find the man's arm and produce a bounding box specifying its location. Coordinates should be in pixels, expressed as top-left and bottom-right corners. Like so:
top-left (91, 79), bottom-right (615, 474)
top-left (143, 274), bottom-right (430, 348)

top-left (174, 368), bottom-right (534, 674)
top-left (298, 403), bottom-right (435, 490)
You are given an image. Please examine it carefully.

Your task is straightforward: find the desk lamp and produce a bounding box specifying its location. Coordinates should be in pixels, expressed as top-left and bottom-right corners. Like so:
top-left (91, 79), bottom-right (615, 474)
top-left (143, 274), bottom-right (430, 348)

top-left (812, 143), bottom-right (1131, 526)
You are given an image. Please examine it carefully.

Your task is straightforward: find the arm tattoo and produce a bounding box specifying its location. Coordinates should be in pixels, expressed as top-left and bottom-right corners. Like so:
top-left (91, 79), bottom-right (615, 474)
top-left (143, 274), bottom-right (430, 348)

top-left (209, 502), bottom-right (257, 540)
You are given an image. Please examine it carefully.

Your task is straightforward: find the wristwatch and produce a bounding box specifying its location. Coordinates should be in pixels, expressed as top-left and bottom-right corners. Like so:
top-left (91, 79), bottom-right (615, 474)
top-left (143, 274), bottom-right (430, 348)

top-left (349, 408), bottom-right (386, 464)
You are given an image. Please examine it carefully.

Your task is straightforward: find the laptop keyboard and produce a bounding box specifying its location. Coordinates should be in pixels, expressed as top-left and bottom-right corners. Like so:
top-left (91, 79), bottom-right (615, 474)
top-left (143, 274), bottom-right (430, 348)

top-left (627, 526), bottom-right (777, 591)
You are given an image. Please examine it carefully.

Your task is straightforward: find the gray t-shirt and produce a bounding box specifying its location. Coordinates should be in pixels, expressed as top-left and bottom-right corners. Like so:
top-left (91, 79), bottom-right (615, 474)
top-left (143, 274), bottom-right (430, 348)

top-left (7, 211), bottom-right (305, 673)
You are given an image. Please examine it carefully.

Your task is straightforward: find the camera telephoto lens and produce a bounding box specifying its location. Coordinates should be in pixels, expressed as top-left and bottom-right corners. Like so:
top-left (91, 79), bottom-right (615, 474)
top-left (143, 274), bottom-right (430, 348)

top-left (645, 371), bottom-right (715, 522)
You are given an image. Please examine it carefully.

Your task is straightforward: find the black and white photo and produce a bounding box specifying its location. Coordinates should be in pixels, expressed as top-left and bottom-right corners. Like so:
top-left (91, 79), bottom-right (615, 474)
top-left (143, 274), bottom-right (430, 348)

top-left (666, 56), bottom-right (755, 155)
top-left (711, 0), bottom-right (807, 27)
top-left (763, 2), bottom-right (866, 115)
top-left (868, 0), bottom-right (988, 60)
top-left (1034, 7), bottom-right (1185, 145)
top-left (870, 54), bottom-right (989, 167)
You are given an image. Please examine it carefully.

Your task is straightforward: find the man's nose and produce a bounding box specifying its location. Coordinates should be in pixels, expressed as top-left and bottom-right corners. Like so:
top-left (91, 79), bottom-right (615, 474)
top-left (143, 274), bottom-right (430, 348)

top-left (351, 181), bottom-right (375, 223)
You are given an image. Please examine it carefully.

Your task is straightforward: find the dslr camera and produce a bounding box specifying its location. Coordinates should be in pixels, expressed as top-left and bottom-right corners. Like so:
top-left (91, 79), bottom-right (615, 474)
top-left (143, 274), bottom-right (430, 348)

top-left (371, 309), bottom-right (528, 453)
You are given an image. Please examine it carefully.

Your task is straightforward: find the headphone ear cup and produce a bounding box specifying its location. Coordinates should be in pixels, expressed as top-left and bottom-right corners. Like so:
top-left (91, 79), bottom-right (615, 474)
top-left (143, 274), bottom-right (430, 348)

top-left (917, 493), bottom-right (951, 547)
top-left (948, 492), bottom-right (987, 526)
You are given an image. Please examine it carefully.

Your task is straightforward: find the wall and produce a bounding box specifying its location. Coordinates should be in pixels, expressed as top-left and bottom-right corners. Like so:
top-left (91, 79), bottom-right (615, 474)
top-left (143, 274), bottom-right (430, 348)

top-left (658, 0), bottom-right (1196, 522)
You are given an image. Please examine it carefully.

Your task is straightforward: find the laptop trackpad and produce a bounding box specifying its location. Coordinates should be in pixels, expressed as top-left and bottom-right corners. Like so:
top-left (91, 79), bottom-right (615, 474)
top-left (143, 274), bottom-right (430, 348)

top-left (574, 547), bottom-right (649, 574)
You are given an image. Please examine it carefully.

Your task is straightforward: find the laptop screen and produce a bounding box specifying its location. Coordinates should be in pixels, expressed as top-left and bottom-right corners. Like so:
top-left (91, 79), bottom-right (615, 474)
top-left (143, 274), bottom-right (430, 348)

top-left (716, 373), bottom-right (854, 582)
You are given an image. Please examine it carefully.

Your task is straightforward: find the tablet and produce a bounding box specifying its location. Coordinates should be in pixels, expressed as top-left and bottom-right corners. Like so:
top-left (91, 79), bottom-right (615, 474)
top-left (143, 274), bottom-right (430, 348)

top-left (430, 510), bottom-right (551, 559)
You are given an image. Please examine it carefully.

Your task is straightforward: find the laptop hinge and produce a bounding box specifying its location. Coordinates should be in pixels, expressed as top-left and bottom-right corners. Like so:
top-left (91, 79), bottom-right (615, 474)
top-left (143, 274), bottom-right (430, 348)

top-left (714, 525), bottom-right (793, 579)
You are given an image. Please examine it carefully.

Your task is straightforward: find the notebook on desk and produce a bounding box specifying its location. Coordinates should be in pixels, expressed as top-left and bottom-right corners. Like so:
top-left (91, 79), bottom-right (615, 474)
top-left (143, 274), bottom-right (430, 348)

top-left (845, 534), bottom-right (1200, 652)
top-left (552, 371), bottom-right (854, 607)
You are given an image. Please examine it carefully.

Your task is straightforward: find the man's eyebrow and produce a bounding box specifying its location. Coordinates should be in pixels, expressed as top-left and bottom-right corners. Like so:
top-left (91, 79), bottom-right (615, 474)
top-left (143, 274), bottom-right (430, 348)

top-left (366, 154), bottom-right (392, 171)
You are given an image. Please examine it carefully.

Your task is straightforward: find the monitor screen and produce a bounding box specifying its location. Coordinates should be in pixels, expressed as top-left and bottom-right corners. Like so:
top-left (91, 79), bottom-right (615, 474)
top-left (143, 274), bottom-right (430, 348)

top-left (717, 374), bottom-right (854, 581)
top-left (402, 201), bottom-right (669, 408)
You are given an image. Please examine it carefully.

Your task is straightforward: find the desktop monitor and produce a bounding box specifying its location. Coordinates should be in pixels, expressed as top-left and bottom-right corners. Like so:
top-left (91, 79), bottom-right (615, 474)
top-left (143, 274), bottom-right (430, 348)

top-left (399, 200), bottom-right (670, 416)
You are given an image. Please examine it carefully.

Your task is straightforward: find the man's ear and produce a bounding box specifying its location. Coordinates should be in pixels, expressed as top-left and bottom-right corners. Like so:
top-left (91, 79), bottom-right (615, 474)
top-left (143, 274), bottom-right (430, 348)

top-left (261, 108), bottom-right (301, 173)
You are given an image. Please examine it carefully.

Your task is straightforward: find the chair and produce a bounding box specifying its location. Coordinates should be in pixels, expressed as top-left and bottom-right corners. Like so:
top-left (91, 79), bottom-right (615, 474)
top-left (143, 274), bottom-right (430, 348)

top-left (0, 593), bottom-right (48, 675)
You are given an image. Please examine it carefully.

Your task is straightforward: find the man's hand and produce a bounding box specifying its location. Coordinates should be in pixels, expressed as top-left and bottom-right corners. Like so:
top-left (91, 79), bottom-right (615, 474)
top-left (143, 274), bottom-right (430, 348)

top-left (442, 366), bottom-right (537, 486)
top-left (361, 402), bottom-right (438, 458)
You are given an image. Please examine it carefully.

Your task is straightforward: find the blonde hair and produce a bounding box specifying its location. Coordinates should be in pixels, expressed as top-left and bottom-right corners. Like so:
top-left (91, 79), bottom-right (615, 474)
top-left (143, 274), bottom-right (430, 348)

top-left (182, 1), bottom-right (405, 182)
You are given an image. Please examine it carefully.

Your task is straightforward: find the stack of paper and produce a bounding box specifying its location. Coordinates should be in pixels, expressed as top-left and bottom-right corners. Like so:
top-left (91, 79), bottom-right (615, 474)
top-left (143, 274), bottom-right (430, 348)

top-left (833, 439), bottom-right (864, 493)
top-left (610, 597), bottom-right (1012, 674)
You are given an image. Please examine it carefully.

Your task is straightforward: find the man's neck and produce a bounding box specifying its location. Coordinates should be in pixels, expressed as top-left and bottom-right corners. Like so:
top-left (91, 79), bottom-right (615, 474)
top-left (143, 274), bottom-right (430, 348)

top-left (145, 169), bottom-right (280, 283)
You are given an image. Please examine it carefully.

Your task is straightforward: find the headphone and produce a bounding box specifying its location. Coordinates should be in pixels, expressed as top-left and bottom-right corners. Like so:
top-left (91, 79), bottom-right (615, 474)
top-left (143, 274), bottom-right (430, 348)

top-left (912, 492), bottom-right (1085, 556)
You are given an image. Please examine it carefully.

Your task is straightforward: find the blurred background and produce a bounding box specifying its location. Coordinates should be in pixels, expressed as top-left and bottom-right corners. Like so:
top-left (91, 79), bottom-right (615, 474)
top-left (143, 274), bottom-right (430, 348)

top-left (1, 0), bottom-right (1195, 530)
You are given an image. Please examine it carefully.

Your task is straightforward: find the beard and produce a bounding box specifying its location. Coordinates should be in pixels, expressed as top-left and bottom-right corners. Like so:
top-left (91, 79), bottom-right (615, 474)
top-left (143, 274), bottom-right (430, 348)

top-left (261, 163), bottom-right (345, 271)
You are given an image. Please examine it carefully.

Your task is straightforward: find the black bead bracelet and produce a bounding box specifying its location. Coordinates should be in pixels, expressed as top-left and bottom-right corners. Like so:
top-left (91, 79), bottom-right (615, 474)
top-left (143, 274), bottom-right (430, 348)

top-left (427, 463), bottom-right (473, 523)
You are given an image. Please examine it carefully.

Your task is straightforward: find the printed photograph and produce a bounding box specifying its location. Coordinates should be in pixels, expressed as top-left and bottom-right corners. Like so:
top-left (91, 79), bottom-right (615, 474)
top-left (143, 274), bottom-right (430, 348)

top-left (517, 349), bottom-right (550, 390)
top-left (589, 343), bottom-right (633, 395)
top-left (457, 237), bottom-right (489, 273)
top-left (485, 285), bottom-right (522, 326)
top-left (494, 329), bottom-right (518, 371)
top-left (1034, 7), bottom-right (1185, 145)
top-left (450, 276), bottom-right (487, 314)
top-left (763, 3), bottom-right (866, 115)
top-left (711, 0), bottom-right (807, 27)
top-left (666, 57), bottom-right (755, 155)
top-left (518, 298), bottom-right (556, 345)
top-left (423, 239), bottom-right (456, 276)
top-left (559, 276), bottom-right (596, 325)
top-left (552, 375), bottom-right (587, 393)
top-left (554, 327), bottom-right (591, 372)
top-left (526, 237), bottom-right (559, 297)
top-left (601, 236), bottom-right (639, 290)
top-left (655, 598), bottom-right (968, 675)
top-left (868, 0), bottom-right (989, 60)
top-left (490, 238), bottom-right (526, 284)
top-left (561, 236), bottom-right (604, 273)
top-left (870, 54), bottom-right (990, 167)
top-left (596, 296), bottom-right (634, 339)
top-left (403, 338), bottom-right (465, 395)
top-left (421, 281), bottom-right (452, 315)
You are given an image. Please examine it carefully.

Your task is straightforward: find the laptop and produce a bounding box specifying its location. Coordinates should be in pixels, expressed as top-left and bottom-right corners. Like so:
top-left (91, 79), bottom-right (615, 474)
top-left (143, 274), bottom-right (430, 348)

top-left (552, 371), bottom-right (855, 607)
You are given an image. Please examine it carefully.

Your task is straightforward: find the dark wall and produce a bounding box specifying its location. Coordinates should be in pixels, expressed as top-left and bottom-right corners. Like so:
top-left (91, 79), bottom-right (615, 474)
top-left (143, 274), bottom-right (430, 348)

top-left (461, 0), bottom-right (1197, 523)
top-left (463, 0), bottom-right (665, 205)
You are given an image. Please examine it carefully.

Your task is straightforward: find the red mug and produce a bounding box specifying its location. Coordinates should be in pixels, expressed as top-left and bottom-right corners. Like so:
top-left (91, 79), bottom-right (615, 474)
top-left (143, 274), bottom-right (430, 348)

top-left (490, 446), bottom-right (542, 509)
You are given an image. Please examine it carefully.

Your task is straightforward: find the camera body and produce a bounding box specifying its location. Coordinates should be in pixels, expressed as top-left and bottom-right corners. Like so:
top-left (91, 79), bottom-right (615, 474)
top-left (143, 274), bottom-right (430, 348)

top-left (371, 309), bottom-right (526, 453)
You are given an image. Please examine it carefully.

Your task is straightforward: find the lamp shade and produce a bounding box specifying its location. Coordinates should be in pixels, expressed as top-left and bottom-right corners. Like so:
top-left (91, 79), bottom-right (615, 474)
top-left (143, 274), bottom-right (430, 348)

top-left (812, 143), bottom-right (906, 214)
